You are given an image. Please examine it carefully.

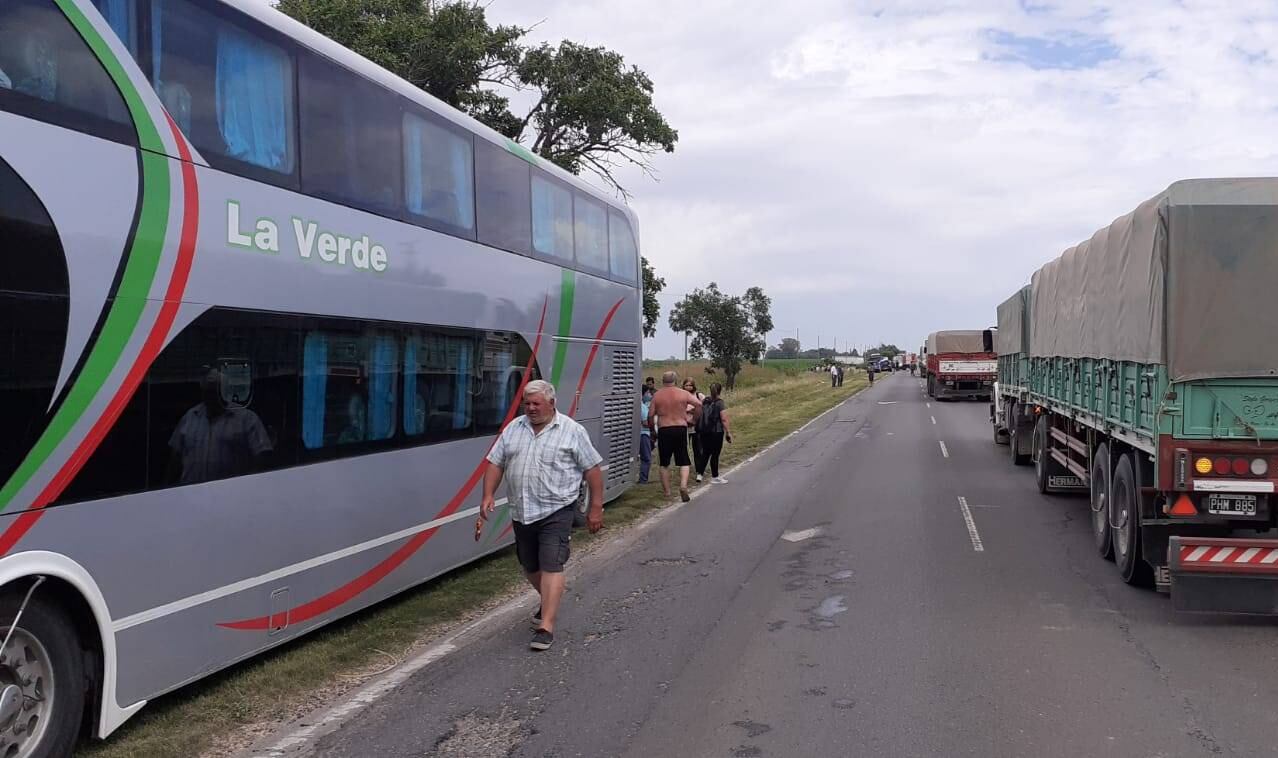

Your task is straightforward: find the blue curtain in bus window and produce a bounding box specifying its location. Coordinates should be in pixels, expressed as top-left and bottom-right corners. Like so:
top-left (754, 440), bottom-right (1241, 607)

top-left (403, 338), bottom-right (422, 436)
top-left (404, 113), bottom-right (475, 231)
top-left (215, 26), bottom-right (294, 172)
top-left (531, 175), bottom-right (573, 260)
top-left (368, 335), bottom-right (397, 441)
top-left (93, 0), bottom-right (137, 56)
top-left (302, 332), bottom-right (328, 449)
top-left (454, 339), bottom-right (472, 430)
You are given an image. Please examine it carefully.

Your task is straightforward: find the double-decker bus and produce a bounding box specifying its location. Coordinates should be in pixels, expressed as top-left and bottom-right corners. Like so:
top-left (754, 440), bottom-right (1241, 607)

top-left (0, 0), bottom-right (642, 752)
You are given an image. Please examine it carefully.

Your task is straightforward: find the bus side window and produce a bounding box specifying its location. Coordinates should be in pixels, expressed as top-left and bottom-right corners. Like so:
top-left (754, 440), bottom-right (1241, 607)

top-left (475, 140), bottom-right (533, 256)
top-left (91, 0), bottom-right (139, 58)
top-left (404, 110), bottom-right (476, 236)
top-left (0, 0), bottom-right (133, 143)
top-left (573, 193), bottom-right (608, 273)
top-left (608, 210), bottom-right (638, 283)
top-left (403, 331), bottom-right (475, 442)
top-left (300, 54), bottom-right (401, 217)
top-left (531, 171), bottom-right (574, 261)
top-left (149, 0), bottom-right (297, 177)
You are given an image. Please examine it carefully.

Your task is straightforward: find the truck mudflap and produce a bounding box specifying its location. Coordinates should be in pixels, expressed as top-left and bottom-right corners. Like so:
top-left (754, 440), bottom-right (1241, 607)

top-left (1169, 536), bottom-right (1278, 614)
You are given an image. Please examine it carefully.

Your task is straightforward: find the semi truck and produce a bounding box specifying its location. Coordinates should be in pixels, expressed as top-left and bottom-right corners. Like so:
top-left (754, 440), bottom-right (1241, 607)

top-left (925, 330), bottom-right (996, 400)
top-left (991, 178), bottom-right (1278, 613)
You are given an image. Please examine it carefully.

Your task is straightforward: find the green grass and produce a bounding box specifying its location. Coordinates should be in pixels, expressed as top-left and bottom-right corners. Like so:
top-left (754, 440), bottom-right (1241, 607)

top-left (78, 368), bottom-right (870, 758)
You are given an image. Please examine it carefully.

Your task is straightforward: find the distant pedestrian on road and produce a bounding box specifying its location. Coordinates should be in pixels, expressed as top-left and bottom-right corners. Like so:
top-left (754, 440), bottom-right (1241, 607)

top-left (695, 382), bottom-right (732, 484)
top-left (682, 378), bottom-right (708, 482)
top-left (638, 387), bottom-right (654, 484)
top-left (649, 372), bottom-right (702, 502)
top-left (481, 380), bottom-right (603, 652)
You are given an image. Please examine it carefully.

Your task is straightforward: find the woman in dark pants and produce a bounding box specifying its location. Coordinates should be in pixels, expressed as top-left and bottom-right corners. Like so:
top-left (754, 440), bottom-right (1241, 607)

top-left (696, 383), bottom-right (732, 484)
top-left (683, 378), bottom-right (707, 481)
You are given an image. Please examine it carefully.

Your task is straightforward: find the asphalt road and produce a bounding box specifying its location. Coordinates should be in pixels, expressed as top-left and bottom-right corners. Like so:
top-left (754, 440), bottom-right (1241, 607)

top-left (290, 372), bottom-right (1278, 758)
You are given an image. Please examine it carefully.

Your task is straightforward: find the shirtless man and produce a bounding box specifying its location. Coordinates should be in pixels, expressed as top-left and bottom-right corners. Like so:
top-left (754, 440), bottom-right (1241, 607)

top-left (647, 371), bottom-right (702, 501)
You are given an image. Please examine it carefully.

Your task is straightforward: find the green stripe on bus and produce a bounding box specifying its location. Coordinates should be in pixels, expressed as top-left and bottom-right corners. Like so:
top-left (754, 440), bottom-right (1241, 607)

top-left (504, 139), bottom-right (539, 166)
top-left (551, 269), bottom-right (575, 386)
top-left (0, 2), bottom-right (172, 514)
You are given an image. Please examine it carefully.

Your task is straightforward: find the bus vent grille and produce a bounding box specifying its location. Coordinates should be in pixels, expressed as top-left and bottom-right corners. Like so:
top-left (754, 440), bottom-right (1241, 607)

top-left (603, 396), bottom-right (634, 487)
top-left (611, 350), bottom-right (636, 395)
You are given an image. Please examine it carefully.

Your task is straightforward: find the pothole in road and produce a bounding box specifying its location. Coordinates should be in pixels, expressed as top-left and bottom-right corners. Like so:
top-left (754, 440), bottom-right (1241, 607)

top-left (832, 698), bottom-right (857, 710)
top-left (431, 710), bottom-right (523, 758)
top-left (732, 720), bottom-right (773, 738)
top-left (813, 595), bottom-right (848, 618)
top-left (827, 570), bottom-right (854, 582)
top-left (640, 555), bottom-right (698, 567)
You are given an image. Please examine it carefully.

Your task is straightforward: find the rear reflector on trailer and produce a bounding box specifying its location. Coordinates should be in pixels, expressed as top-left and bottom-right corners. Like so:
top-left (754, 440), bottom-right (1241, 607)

top-left (1170, 536), bottom-right (1278, 614)
top-left (1168, 494), bottom-right (1197, 516)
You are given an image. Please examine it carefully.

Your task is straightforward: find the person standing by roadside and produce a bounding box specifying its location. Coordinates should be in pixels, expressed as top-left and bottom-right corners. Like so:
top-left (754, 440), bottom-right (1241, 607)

top-left (481, 380), bottom-right (603, 651)
top-left (682, 378), bottom-right (708, 482)
top-left (649, 372), bottom-right (701, 502)
top-left (638, 386), bottom-right (654, 484)
top-left (695, 382), bottom-right (732, 484)
top-left (830, 363), bottom-right (839, 388)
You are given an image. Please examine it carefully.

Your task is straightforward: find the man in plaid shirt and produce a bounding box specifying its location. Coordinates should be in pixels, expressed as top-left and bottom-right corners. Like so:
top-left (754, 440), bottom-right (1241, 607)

top-left (481, 380), bottom-right (604, 650)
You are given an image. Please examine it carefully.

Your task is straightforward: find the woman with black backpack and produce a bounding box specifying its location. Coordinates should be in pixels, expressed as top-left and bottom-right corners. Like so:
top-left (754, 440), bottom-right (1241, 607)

top-left (695, 383), bottom-right (732, 484)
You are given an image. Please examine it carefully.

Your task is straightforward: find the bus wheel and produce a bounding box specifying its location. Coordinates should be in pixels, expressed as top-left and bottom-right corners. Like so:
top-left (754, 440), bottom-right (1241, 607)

top-left (0, 593), bottom-right (85, 758)
top-left (1112, 454), bottom-right (1153, 587)
top-left (1090, 443), bottom-right (1114, 561)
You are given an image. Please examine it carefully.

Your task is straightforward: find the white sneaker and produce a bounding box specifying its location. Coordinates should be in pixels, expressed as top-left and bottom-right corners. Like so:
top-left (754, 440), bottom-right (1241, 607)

top-left (712, 477), bottom-right (728, 484)
top-left (695, 474), bottom-right (703, 483)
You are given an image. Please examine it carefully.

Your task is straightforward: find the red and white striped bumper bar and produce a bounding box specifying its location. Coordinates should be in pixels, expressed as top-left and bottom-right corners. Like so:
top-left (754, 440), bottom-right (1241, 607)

top-left (1170, 536), bottom-right (1278, 614)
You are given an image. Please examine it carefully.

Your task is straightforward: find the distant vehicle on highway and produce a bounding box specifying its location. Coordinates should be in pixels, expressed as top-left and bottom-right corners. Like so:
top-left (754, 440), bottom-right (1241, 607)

top-left (991, 178), bottom-right (1278, 614)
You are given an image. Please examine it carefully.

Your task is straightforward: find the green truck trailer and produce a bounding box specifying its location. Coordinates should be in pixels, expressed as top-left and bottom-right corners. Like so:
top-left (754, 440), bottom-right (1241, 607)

top-left (992, 178), bottom-right (1278, 613)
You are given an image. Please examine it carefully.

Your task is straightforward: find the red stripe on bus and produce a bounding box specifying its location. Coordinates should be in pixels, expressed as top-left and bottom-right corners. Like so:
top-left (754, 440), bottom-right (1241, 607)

top-left (567, 298), bottom-right (625, 417)
top-left (0, 122), bottom-right (200, 556)
top-left (219, 299), bottom-right (549, 630)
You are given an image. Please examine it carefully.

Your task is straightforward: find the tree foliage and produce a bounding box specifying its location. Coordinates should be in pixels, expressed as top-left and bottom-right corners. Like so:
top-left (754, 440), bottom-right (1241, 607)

top-left (668, 284), bottom-right (773, 389)
top-left (776, 337), bottom-right (801, 358)
top-left (641, 257), bottom-right (665, 339)
top-left (868, 343), bottom-right (902, 358)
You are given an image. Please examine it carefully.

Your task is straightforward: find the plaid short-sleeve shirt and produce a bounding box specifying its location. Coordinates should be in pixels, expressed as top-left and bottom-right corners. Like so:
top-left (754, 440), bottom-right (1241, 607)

top-left (486, 412), bottom-right (604, 524)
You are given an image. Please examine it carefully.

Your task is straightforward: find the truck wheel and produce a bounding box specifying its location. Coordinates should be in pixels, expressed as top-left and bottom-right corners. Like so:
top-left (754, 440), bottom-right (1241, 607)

top-left (0, 593), bottom-right (86, 758)
top-left (1008, 406), bottom-right (1030, 465)
top-left (1112, 454), bottom-right (1153, 586)
top-left (1090, 444), bottom-right (1114, 561)
top-left (1033, 416), bottom-right (1051, 492)
top-left (926, 376), bottom-right (934, 398)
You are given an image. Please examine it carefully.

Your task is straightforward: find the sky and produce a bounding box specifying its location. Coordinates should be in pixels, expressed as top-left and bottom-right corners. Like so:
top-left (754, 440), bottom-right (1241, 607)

top-left (270, 0), bottom-right (1278, 359)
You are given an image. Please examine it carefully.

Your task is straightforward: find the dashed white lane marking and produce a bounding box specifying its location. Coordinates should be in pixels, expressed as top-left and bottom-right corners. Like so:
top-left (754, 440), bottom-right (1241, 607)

top-left (939, 440), bottom-right (950, 458)
top-left (926, 403), bottom-right (931, 408)
top-left (931, 416), bottom-right (937, 425)
top-left (782, 527), bottom-right (823, 542)
top-left (958, 496), bottom-right (985, 552)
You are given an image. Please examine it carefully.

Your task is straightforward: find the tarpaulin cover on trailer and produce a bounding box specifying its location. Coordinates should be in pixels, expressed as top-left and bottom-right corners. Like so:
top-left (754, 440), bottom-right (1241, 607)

top-left (995, 286), bottom-right (1030, 356)
top-left (1026, 178), bottom-right (1278, 382)
top-left (927, 330), bottom-right (986, 354)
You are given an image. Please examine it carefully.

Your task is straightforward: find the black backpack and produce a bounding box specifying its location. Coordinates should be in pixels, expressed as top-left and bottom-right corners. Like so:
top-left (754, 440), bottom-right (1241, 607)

top-left (696, 399), bottom-right (723, 435)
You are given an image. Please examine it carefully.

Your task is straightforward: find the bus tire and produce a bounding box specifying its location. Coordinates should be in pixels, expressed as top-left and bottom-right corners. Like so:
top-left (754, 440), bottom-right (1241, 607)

top-left (0, 592), bottom-right (86, 758)
top-left (1090, 443), bottom-right (1114, 561)
top-left (1112, 454), bottom-right (1153, 586)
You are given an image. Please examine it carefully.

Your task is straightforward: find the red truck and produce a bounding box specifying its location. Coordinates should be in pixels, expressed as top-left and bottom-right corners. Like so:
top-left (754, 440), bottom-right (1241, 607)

top-left (924, 330), bottom-right (996, 401)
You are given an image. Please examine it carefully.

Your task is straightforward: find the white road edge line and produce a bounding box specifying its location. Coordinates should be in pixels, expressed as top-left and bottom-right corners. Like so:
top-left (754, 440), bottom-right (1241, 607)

top-left (250, 389), bottom-right (864, 756)
top-left (939, 440), bottom-right (949, 458)
top-left (957, 496), bottom-right (985, 552)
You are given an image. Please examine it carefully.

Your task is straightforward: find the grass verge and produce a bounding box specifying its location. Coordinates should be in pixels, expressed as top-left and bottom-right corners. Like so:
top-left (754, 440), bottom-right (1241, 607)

top-left (79, 366), bottom-right (871, 758)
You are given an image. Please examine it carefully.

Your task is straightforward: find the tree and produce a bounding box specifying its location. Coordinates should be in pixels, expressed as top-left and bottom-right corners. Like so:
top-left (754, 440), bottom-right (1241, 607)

top-left (517, 41), bottom-right (678, 194)
top-left (277, 1), bottom-right (678, 194)
top-left (641, 257), bottom-right (665, 338)
top-left (867, 343), bottom-right (901, 359)
top-left (778, 337), bottom-right (801, 358)
top-left (668, 284), bottom-right (773, 390)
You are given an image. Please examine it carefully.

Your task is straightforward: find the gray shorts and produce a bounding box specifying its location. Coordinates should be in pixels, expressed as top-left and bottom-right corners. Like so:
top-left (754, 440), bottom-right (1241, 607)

top-left (512, 506), bottom-right (574, 574)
